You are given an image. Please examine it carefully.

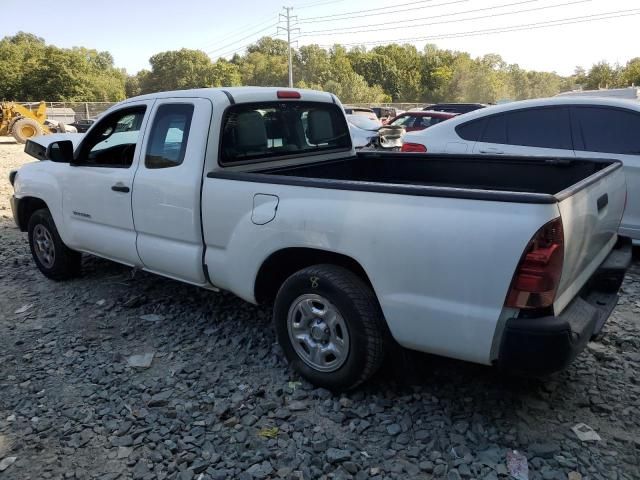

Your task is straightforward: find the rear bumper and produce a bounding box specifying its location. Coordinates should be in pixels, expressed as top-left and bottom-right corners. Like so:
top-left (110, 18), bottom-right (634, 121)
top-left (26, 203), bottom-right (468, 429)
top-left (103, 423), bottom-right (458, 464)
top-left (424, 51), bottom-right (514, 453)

top-left (497, 237), bottom-right (632, 375)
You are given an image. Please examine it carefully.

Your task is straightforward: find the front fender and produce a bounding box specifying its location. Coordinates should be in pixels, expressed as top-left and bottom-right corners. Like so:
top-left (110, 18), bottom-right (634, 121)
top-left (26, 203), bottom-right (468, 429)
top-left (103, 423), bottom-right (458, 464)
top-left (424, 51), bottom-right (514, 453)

top-left (13, 162), bottom-right (68, 243)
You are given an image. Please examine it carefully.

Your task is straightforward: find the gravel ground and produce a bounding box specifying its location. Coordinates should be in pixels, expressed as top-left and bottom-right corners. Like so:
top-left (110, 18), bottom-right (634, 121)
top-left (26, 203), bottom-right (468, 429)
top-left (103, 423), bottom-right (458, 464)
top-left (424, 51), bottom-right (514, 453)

top-left (0, 137), bottom-right (639, 480)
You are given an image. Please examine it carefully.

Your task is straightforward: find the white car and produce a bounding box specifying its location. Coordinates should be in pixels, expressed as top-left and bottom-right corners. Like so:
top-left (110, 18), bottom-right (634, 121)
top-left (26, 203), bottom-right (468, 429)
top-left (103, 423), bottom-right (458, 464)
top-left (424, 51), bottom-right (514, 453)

top-left (402, 97), bottom-right (640, 243)
top-left (10, 87), bottom-right (631, 390)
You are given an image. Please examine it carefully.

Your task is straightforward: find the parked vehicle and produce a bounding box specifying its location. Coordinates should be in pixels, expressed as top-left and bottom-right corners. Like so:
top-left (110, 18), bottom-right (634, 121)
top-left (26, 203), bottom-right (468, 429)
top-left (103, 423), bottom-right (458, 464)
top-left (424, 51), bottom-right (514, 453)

top-left (428, 103), bottom-right (487, 114)
top-left (387, 110), bottom-right (457, 132)
top-left (70, 118), bottom-right (95, 133)
top-left (347, 115), bottom-right (380, 149)
top-left (371, 106), bottom-right (396, 119)
top-left (371, 107), bottom-right (397, 124)
top-left (343, 105), bottom-right (378, 121)
top-left (402, 97), bottom-right (640, 243)
top-left (10, 87), bottom-right (631, 390)
top-left (346, 115), bottom-right (404, 150)
top-left (43, 119), bottom-right (78, 134)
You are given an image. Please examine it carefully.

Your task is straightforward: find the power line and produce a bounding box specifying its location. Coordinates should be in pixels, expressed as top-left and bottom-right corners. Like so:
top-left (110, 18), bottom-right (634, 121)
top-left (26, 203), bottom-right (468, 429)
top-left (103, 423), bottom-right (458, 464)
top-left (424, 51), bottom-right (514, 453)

top-left (300, 0), bottom-right (539, 34)
top-left (294, 0), bottom-right (344, 10)
top-left (300, 0), bottom-right (589, 36)
top-left (200, 16), bottom-right (277, 51)
top-left (207, 22), bottom-right (279, 56)
top-left (298, 0), bottom-right (468, 23)
top-left (316, 8), bottom-right (640, 47)
top-left (213, 41), bottom-right (262, 59)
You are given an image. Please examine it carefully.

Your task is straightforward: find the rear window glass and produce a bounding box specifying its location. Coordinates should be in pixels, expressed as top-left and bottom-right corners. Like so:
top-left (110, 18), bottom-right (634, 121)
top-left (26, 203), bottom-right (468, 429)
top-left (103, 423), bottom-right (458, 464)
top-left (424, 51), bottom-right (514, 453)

top-left (483, 115), bottom-right (507, 143)
top-left (573, 106), bottom-right (640, 154)
top-left (503, 107), bottom-right (572, 149)
top-left (456, 119), bottom-right (486, 141)
top-left (220, 101), bottom-right (351, 164)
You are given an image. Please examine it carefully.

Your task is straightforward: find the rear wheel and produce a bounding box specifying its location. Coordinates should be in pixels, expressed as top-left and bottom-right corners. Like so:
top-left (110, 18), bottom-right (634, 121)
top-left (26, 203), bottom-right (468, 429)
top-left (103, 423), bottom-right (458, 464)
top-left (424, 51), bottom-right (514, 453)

top-left (28, 209), bottom-right (81, 280)
top-left (12, 118), bottom-right (43, 144)
top-left (274, 264), bottom-right (387, 390)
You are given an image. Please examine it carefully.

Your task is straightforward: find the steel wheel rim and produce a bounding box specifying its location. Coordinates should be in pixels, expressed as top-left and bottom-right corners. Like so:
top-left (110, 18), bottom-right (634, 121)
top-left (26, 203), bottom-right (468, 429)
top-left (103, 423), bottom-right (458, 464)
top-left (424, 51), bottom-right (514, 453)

top-left (22, 125), bottom-right (36, 137)
top-left (33, 224), bottom-right (55, 268)
top-left (287, 294), bottom-right (350, 372)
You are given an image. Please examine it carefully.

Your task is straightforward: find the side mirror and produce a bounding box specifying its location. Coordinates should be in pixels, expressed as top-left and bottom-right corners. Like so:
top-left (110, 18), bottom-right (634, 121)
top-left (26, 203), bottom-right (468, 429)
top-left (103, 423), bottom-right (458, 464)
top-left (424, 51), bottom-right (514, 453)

top-left (46, 140), bottom-right (74, 163)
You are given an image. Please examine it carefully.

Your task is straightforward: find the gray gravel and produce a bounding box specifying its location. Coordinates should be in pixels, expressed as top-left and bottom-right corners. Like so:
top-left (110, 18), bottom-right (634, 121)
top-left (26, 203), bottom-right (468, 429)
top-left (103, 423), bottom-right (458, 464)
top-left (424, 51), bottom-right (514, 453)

top-left (1, 140), bottom-right (639, 479)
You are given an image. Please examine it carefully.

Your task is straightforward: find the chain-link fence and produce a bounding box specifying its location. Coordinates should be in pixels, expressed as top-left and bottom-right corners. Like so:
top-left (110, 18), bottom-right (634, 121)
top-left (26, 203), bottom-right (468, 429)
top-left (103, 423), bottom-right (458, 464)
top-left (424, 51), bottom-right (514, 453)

top-left (16, 101), bottom-right (117, 122)
top-left (346, 103), bottom-right (427, 111)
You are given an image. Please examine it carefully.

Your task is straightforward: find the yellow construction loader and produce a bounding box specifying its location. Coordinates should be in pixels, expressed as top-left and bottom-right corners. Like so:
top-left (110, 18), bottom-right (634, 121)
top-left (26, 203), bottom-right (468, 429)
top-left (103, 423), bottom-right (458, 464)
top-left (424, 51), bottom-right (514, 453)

top-left (0, 101), bottom-right (51, 144)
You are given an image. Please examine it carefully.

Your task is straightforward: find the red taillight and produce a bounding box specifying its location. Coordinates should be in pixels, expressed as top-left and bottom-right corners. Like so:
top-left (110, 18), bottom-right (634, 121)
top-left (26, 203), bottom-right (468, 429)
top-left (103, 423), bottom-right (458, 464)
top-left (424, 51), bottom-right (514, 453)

top-left (277, 90), bottom-right (301, 99)
top-left (505, 217), bottom-right (564, 310)
top-left (401, 142), bottom-right (427, 153)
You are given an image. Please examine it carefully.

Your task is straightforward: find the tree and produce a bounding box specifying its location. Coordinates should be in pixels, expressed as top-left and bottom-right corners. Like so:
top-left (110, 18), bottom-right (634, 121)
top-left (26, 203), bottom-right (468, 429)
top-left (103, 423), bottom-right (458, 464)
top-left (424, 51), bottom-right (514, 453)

top-left (296, 44), bottom-right (333, 87)
top-left (141, 49), bottom-right (217, 92)
top-left (621, 58), bottom-right (640, 87)
top-left (238, 51), bottom-right (288, 86)
top-left (247, 37), bottom-right (289, 57)
top-left (324, 71), bottom-right (390, 103)
top-left (2, 32), bottom-right (632, 104)
top-left (210, 59), bottom-right (241, 87)
top-left (0, 32), bottom-right (125, 101)
top-left (586, 61), bottom-right (620, 89)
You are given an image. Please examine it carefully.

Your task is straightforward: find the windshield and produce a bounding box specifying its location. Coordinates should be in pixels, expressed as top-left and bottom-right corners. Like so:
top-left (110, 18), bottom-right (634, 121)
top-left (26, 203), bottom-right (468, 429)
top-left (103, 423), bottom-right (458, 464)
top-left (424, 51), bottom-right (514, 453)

top-left (346, 115), bottom-right (381, 131)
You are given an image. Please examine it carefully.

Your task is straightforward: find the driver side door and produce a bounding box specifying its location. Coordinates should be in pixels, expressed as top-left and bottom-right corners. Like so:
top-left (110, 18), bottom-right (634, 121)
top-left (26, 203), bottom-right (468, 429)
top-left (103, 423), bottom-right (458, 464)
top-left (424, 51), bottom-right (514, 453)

top-left (61, 101), bottom-right (153, 266)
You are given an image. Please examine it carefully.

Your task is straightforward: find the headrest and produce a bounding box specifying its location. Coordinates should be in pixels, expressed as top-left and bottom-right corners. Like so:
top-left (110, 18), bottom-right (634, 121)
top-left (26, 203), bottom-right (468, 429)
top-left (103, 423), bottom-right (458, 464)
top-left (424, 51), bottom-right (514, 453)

top-left (307, 110), bottom-right (334, 144)
top-left (236, 111), bottom-right (267, 150)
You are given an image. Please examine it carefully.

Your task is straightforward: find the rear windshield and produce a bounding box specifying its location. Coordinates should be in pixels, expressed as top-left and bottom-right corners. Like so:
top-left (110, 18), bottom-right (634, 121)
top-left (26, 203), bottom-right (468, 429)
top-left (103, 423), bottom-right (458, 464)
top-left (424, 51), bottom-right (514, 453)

top-left (220, 101), bottom-right (351, 165)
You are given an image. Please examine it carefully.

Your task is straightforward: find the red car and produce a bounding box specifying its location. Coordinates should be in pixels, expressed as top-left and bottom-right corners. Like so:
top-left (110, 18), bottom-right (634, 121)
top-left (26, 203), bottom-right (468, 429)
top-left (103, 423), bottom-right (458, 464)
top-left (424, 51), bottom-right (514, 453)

top-left (387, 110), bottom-right (457, 132)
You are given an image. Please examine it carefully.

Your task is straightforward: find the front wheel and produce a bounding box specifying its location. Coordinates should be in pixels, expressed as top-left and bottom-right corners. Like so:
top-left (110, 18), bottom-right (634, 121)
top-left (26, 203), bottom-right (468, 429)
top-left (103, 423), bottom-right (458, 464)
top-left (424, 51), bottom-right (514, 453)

top-left (28, 208), bottom-right (81, 280)
top-left (274, 264), bottom-right (388, 390)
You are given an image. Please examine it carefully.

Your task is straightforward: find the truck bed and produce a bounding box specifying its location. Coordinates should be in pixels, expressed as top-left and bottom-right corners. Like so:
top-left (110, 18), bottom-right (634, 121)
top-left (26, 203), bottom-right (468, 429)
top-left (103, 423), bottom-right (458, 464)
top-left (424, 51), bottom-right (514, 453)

top-left (261, 153), bottom-right (617, 200)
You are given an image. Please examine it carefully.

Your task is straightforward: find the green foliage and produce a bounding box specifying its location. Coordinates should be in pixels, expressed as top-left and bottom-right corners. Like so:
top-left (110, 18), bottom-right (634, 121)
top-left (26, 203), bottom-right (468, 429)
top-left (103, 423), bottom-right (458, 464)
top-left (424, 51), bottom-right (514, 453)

top-left (3, 32), bottom-right (640, 103)
top-left (622, 58), bottom-right (640, 87)
top-left (0, 32), bottom-right (125, 101)
top-left (133, 49), bottom-right (242, 93)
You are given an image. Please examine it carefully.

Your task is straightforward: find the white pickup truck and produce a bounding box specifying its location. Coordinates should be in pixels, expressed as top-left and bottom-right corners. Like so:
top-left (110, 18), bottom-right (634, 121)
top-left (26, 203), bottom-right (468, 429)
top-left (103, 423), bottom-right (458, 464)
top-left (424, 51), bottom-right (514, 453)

top-left (9, 87), bottom-right (632, 390)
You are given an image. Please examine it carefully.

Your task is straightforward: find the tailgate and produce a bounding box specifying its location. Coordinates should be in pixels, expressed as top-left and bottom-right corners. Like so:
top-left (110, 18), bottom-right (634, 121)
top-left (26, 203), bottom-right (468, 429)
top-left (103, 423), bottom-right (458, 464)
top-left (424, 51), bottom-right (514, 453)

top-left (554, 161), bottom-right (626, 314)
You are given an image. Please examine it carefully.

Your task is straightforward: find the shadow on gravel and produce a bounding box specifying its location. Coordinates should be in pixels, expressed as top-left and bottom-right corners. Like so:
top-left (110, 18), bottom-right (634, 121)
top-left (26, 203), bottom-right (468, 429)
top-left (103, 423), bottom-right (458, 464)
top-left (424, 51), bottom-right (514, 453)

top-left (79, 253), bottom-right (546, 399)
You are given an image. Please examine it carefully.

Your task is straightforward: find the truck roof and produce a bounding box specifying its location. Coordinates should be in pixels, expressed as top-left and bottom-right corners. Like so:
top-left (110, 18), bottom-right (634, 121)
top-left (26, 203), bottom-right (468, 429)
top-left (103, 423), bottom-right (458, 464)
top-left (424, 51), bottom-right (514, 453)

top-left (125, 86), bottom-right (337, 106)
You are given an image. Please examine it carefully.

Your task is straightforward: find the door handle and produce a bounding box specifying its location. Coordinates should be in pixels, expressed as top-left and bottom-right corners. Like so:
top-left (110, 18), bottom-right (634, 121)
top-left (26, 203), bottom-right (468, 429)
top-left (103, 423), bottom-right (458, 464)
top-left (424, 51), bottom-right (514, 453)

top-left (478, 148), bottom-right (504, 154)
top-left (597, 193), bottom-right (608, 212)
top-left (111, 184), bottom-right (130, 193)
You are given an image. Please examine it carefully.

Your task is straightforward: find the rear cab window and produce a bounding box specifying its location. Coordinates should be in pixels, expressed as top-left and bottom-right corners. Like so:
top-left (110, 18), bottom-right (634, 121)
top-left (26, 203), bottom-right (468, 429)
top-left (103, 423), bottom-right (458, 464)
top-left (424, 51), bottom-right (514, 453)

top-left (220, 101), bottom-right (351, 165)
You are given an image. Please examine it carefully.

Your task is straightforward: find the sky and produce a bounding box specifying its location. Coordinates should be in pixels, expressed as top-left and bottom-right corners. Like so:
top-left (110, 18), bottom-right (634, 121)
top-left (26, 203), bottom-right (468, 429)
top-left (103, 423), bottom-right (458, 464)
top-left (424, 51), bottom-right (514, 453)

top-left (1, 0), bottom-right (639, 76)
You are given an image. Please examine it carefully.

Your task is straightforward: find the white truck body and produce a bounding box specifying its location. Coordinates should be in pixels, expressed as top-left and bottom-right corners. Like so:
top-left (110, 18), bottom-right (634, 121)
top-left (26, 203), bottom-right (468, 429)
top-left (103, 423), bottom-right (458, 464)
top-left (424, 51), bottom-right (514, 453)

top-left (10, 87), bottom-right (631, 389)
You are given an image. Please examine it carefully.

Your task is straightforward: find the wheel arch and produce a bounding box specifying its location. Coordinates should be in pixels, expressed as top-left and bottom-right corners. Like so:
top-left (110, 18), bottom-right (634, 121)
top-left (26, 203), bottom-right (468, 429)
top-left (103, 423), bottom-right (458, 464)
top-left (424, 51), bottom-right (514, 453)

top-left (15, 196), bottom-right (49, 232)
top-left (254, 247), bottom-right (374, 305)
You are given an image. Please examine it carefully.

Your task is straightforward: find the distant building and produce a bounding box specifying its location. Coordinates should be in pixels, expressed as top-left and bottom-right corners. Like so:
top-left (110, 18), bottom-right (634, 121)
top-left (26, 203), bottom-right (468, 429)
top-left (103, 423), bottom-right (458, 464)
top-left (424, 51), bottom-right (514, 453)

top-left (556, 87), bottom-right (640, 101)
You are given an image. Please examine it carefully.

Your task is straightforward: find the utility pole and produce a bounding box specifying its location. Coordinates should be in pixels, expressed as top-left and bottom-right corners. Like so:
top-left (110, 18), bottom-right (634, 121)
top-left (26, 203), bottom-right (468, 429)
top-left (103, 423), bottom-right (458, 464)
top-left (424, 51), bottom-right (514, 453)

top-left (278, 7), bottom-right (299, 88)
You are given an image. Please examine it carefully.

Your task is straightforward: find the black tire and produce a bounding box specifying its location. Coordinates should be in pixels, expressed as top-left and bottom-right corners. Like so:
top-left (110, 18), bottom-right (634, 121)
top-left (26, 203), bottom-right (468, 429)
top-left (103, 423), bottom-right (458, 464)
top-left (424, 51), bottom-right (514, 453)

top-left (28, 208), bottom-right (81, 280)
top-left (12, 118), bottom-right (43, 144)
top-left (274, 264), bottom-right (388, 391)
